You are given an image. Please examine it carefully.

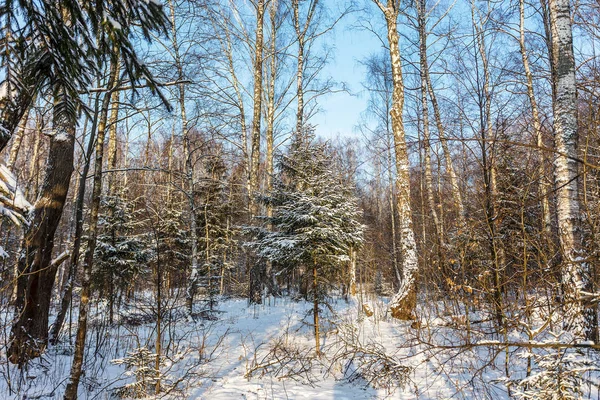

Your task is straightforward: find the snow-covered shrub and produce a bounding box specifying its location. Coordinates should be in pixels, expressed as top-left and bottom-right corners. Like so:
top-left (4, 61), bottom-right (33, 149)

top-left (111, 347), bottom-right (167, 398)
top-left (509, 348), bottom-right (599, 400)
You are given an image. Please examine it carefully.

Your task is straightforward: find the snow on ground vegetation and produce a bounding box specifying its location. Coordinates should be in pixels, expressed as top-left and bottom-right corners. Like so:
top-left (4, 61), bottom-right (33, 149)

top-left (1, 293), bottom-right (599, 399)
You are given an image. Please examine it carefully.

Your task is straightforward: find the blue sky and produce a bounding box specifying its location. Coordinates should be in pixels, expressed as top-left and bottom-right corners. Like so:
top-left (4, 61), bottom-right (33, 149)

top-left (310, 7), bottom-right (383, 141)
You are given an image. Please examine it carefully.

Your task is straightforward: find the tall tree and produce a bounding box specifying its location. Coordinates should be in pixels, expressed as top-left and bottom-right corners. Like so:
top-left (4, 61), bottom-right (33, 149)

top-left (548, 0), bottom-right (594, 340)
top-left (372, 0), bottom-right (419, 320)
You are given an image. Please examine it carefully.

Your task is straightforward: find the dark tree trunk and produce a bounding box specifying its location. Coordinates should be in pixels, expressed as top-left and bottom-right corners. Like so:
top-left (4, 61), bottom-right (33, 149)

top-left (8, 114), bottom-right (75, 365)
top-left (49, 93), bottom-right (101, 345)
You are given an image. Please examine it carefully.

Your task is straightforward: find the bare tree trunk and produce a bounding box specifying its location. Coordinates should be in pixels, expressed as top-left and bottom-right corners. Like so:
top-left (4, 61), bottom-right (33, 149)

top-left (64, 54), bottom-right (119, 400)
top-left (106, 88), bottom-right (121, 193)
top-left (7, 107), bottom-right (31, 171)
top-left (209, 7), bottom-right (251, 198)
top-left (8, 98), bottom-right (76, 365)
top-left (294, 15), bottom-right (305, 135)
top-left (248, 0), bottom-right (266, 304)
top-left (470, 1), bottom-right (505, 329)
top-left (349, 247), bottom-right (357, 296)
top-left (165, 0), bottom-right (200, 314)
top-left (154, 228), bottom-right (163, 394)
top-left (374, 0), bottom-right (419, 320)
top-left (387, 131), bottom-right (402, 286)
top-left (264, 2), bottom-right (278, 296)
top-left (519, 0), bottom-right (552, 241)
top-left (417, 0), bottom-right (445, 279)
top-left (292, 0), bottom-right (317, 135)
top-left (249, 0), bottom-right (266, 216)
top-left (548, 0), bottom-right (594, 340)
top-left (26, 118), bottom-right (42, 199)
top-left (424, 55), bottom-right (464, 227)
top-left (313, 260), bottom-right (320, 356)
top-left (182, 73), bottom-right (199, 316)
top-left (49, 93), bottom-right (102, 345)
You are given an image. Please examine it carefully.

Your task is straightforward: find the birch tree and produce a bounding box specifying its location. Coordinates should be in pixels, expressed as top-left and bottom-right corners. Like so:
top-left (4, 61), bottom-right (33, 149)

top-left (372, 0), bottom-right (419, 319)
top-left (548, 0), bottom-right (594, 340)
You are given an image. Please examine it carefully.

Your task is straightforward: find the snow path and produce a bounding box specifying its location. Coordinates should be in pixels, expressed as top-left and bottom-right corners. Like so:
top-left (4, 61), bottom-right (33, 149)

top-left (189, 298), bottom-right (379, 399)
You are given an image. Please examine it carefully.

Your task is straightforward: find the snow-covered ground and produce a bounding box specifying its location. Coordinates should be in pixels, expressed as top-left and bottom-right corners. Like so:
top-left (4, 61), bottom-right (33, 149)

top-left (1, 294), bottom-right (598, 399)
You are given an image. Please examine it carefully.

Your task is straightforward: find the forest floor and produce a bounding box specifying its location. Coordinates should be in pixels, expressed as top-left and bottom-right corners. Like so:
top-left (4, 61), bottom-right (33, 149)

top-left (1, 293), bottom-right (598, 399)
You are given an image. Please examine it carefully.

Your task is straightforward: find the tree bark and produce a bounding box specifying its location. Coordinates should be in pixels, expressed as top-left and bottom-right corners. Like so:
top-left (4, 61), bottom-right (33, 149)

top-left (49, 93), bottom-right (102, 345)
top-left (469, 0), bottom-right (506, 329)
top-left (519, 0), bottom-right (552, 241)
top-left (8, 97), bottom-right (75, 365)
top-left (374, 0), bottom-right (419, 320)
top-left (166, 0), bottom-right (200, 315)
top-left (423, 52), bottom-right (464, 227)
top-left (6, 107), bottom-right (31, 171)
top-left (63, 54), bottom-right (119, 399)
top-left (264, 2), bottom-right (278, 296)
top-left (313, 261), bottom-right (320, 356)
top-left (548, 0), bottom-right (594, 340)
top-left (106, 87), bottom-right (121, 193)
top-left (249, 0), bottom-right (266, 217)
top-left (248, 0), bottom-right (266, 304)
top-left (417, 0), bottom-right (445, 280)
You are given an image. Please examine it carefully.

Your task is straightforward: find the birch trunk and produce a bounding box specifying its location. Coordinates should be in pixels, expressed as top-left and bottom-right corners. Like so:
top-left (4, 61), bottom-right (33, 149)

top-left (248, 0), bottom-right (266, 304)
top-left (292, 0), bottom-right (319, 136)
top-left (215, 16), bottom-right (250, 198)
top-left (106, 87), bottom-right (120, 193)
top-left (249, 0), bottom-right (265, 216)
top-left (424, 57), bottom-right (464, 226)
top-left (548, 0), bottom-right (594, 340)
top-left (471, 1), bottom-right (505, 328)
top-left (417, 0), bottom-right (445, 273)
top-left (264, 2), bottom-right (278, 295)
top-left (375, 0), bottom-right (419, 320)
top-left (519, 0), bottom-right (552, 240)
top-left (349, 247), bottom-right (357, 296)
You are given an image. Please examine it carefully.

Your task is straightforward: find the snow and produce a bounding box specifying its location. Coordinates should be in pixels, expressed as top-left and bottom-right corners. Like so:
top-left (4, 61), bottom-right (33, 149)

top-left (0, 164), bottom-right (31, 226)
top-left (107, 16), bottom-right (122, 31)
top-left (0, 82), bottom-right (7, 100)
top-left (1, 294), bottom-right (599, 399)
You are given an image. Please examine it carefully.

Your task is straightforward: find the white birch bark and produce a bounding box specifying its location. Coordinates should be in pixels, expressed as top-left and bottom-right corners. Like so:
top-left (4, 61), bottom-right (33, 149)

top-left (548, 0), bottom-right (592, 340)
top-left (423, 48), bottom-right (464, 226)
top-left (373, 0), bottom-right (419, 319)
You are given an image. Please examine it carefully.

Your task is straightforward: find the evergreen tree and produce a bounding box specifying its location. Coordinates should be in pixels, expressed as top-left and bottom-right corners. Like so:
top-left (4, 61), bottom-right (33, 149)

top-left (195, 151), bottom-right (236, 314)
top-left (93, 191), bottom-right (151, 323)
top-left (248, 134), bottom-right (364, 353)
